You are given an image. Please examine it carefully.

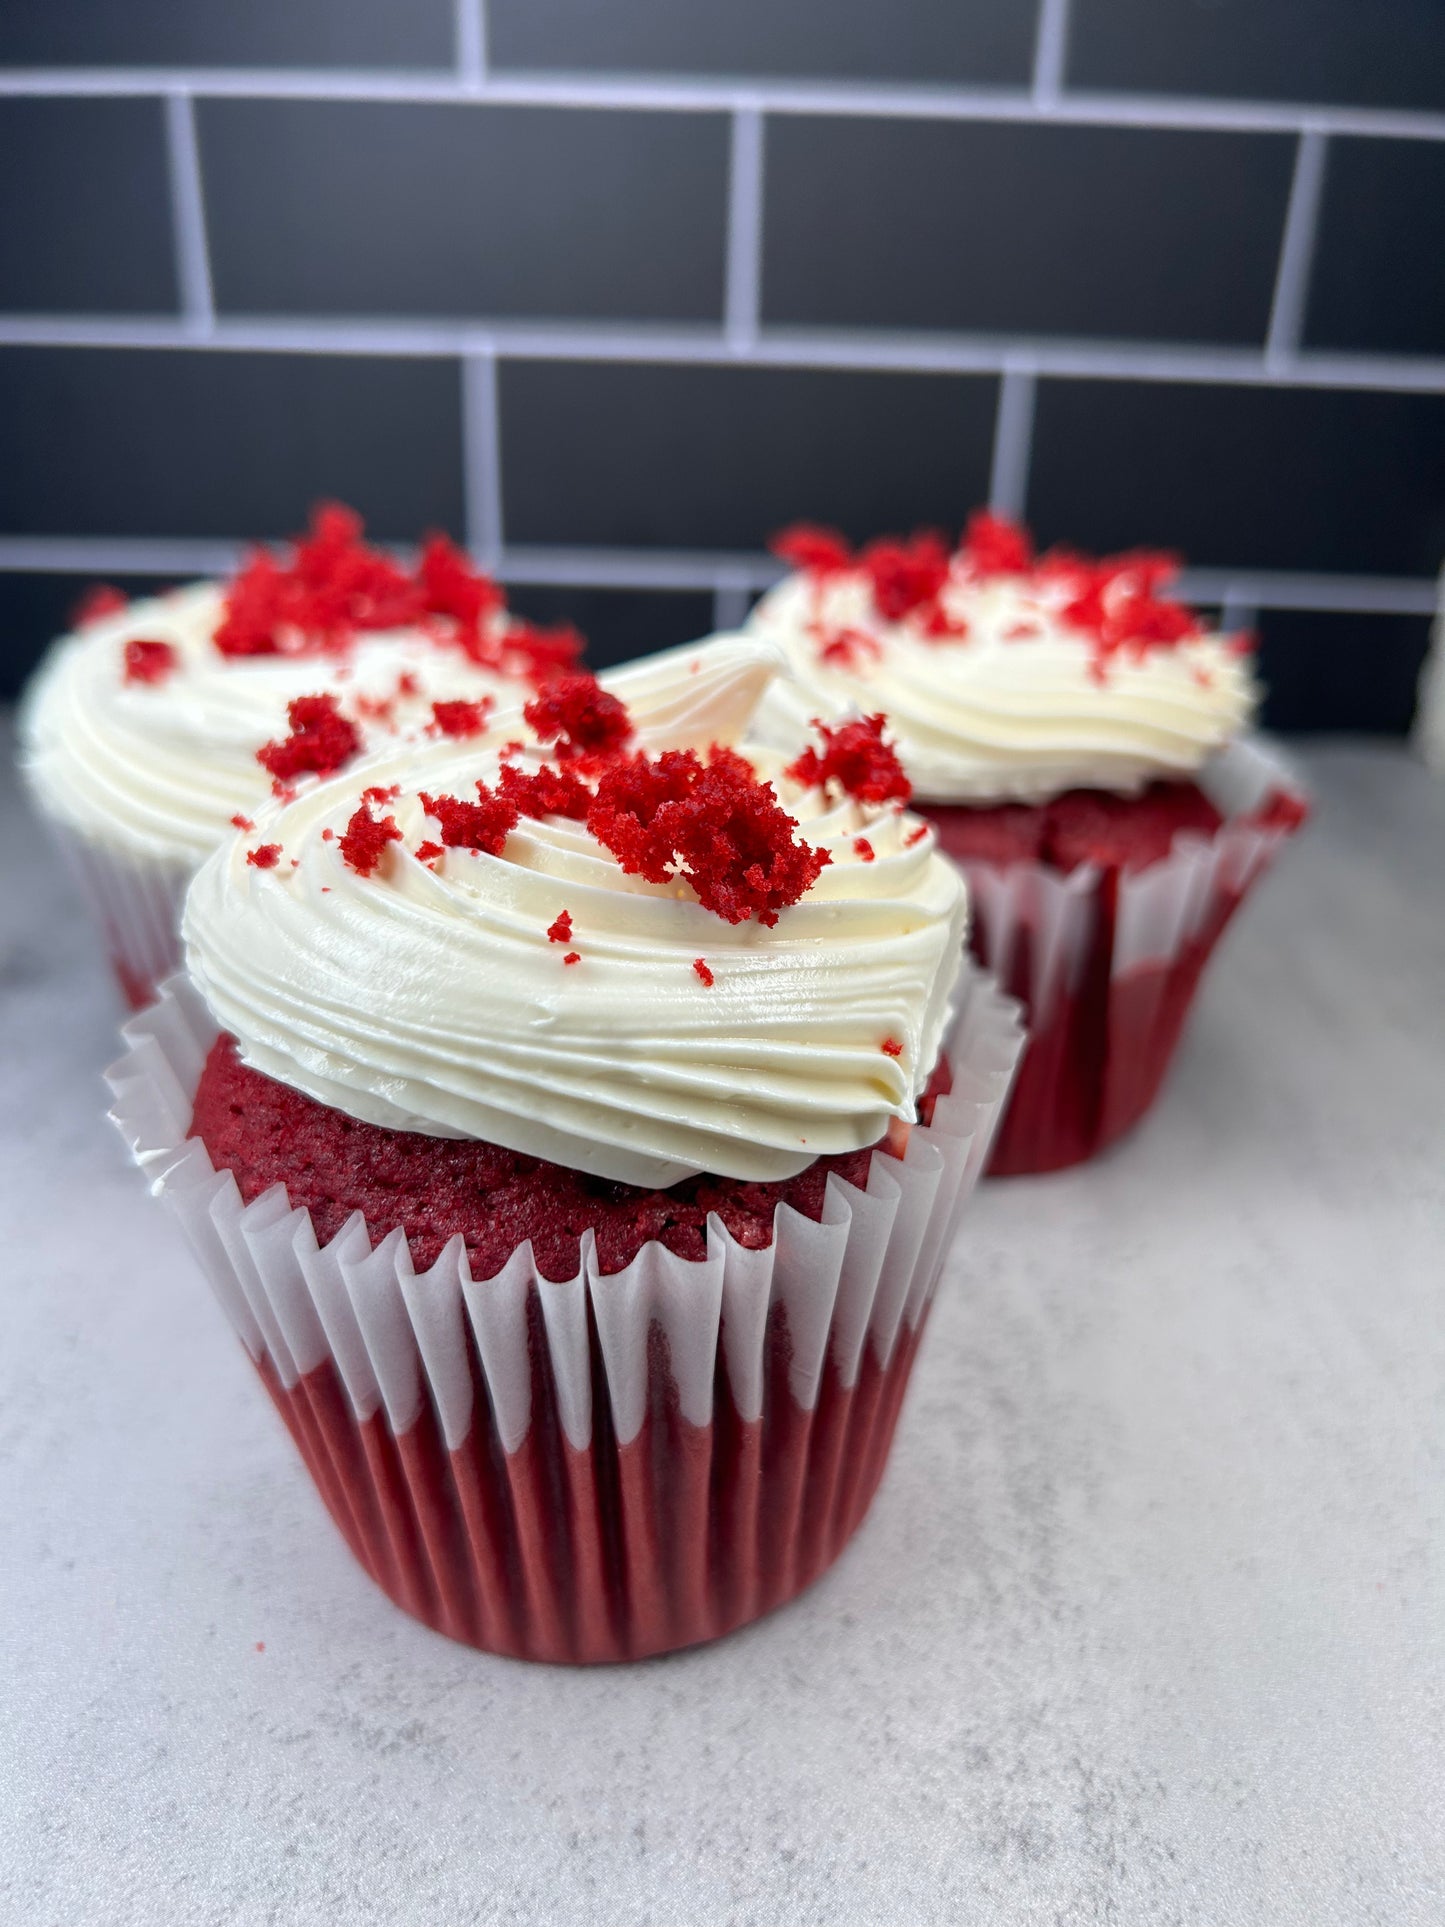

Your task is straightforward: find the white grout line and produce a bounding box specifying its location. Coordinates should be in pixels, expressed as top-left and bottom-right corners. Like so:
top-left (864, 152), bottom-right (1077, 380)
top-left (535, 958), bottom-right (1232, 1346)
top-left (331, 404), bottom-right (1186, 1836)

top-left (711, 583), bottom-right (752, 630)
top-left (162, 92), bottom-right (214, 332)
top-left (1031, 0), bottom-right (1071, 108)
top-left (4, 313), bottom-right (1445, 395)
top-left (455, 0), bottom-right (488, 88)
top-left (724, 104), bottom-right (765, 352)
top-left (0, 533), bottom-right (1435, 616)
top-left (460, 351), bottom-right (503, 564)
top-left (1218, 590), bottom-right (1260, 635)
top-left (987, 366), bottom-right (1038, 518)
top-left (5, 66), bottom-right (1445, 141)
top-left (1266, 127), bottom-right (1329, 370)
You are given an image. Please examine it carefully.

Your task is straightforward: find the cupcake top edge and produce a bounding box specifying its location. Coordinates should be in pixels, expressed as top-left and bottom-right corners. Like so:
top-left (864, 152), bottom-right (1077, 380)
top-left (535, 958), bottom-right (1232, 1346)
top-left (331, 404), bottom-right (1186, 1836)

top-left (182, 638), bottom-right (969, 1190)
top-left (744, 510), bottom-right (1260, 806)
top-left (17, 504), bottom-right (584, 866)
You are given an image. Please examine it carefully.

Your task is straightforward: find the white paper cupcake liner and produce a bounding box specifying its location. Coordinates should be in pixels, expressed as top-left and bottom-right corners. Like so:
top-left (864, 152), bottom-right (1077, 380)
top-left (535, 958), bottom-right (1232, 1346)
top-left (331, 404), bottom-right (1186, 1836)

top-left (106, 967), bottom-right (1024, 1661)
top-left (48, 818), bottom-right (191, 1009)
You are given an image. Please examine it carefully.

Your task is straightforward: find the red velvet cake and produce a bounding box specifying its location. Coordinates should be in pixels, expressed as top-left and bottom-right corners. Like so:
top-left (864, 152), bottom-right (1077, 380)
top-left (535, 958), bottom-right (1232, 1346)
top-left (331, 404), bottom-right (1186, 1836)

top-left (110, 639), bottom-right (1021, 1662)
top-left (747, 511), bottom-right (1308, 1174)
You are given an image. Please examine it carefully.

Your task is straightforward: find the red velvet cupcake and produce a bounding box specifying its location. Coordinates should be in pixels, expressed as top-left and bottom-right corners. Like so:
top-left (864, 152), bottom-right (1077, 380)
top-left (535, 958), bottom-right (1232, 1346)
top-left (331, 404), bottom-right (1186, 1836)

top-left (108, 639), bottom-right (1022, 1662)
top-left (747, 513), bottom-right (1308, 1173)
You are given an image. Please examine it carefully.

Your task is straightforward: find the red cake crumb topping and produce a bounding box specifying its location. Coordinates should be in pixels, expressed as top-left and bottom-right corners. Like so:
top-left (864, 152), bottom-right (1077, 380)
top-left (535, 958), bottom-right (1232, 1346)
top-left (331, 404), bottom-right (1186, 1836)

top-left (246, 844), bottom-right (282, 869)
top-left (904, 822), bottom-right (929, 847)
top-left (816, 628), bottom-right (882, 670)
top-left (786, 714), bottom-right (912, 806)
top-left (770, 523), bottom-right (854, 575)
top-left (415, 533), bottom-right (503, 642)
top-left (122, 637), bottom-right (178, 685)
top-left (73, 583), bottom-right (129, 628)
top-left (880, 1037), bottom-right (903, 1058)
top-left (563, 951), bottom-right (581, 965)
top-left (546, 910), bottom-right (573, 945)
top-left (320, 826), bottom-right (334, 841)
top-left (361, 783), bottom-right (400, 805)
top-left (862, 531), bottom-right (950, 620)
top-left (231, 813), bottom-right (254, 831)
top-left (959, 510), bottom-right (1034, 576)
top-left (216, 504), bottom-right (421, 658)
top-left (497, 761), bottom-right (593, 822)
top-left (588, 746), bottom-right (829, 927)
top-left (430, 696), bottom-right (493, 739)
top-left (853, 836), bottom-right (876, 862)
top-left (256, 693), bottom-right (362, 789)
top-left (415, 840), bottom-right (443, 863)
top-left (693, 957), bottom-right (715, 987)
top-left (419, 786), bottom-right (519, 855)
top-left (339, 805), bottom-right (402, 876)
top-left (524, 673), bottom-right (632, 763)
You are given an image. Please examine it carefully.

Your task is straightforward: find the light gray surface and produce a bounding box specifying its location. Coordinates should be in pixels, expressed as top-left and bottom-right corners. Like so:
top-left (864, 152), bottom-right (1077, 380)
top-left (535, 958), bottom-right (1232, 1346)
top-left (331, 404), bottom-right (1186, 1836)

top-left (1, 737), bottom-right (1442, 1927)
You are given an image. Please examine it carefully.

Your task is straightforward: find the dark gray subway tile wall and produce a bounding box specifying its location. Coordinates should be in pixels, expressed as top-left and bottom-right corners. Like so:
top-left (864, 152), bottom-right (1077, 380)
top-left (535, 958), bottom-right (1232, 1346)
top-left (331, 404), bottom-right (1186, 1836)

top-left (1028, 382), bottom-right (1445, 576)
top-left (0, 349), bottom-right (465, 539)
top-left (498, 362), bottom-right (999, 550)
top-left (763, 119), bottom-right (1295, 342)
top-left (505, 587), bottom-right (718, 671)
top-left (201, 102), bottom-right (731, 323)
top-left (0, 0), bottom-right (1442, 726)
top-left (0, 573), bottom-right (184, 690)
top-left (0, 99), bottom-right (176, 313)
top-left (1068, 0), bottom-right (1445, 112)
top-left (486, 0), bottom-right (1036, 84)
top-left (0, 0), bottom-right (455, 68)
top-left (1305, 141), bottom-right (1445, 358)
top-left (1255, 611), bottom-right (1434, 735)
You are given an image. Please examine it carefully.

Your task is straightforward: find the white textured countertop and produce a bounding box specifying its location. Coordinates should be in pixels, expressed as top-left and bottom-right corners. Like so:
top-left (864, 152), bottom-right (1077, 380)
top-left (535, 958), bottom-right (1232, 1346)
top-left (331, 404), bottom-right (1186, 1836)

top-left (2, 735), bottom-right (1442, 1927)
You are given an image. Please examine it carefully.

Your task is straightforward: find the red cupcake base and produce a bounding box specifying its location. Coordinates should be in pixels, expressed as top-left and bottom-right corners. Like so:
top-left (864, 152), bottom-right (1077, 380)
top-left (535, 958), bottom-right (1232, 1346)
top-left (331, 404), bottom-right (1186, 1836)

top-left (257, 1300), bottom-right (925, 1664)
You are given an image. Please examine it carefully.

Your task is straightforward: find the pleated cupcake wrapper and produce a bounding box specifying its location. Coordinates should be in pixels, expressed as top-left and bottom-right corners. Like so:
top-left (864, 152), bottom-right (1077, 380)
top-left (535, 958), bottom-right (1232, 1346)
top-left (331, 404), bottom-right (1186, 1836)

top-left (106, 969), bottom-right (1024, 1662)
top-left (948, 734), bottom-right (1307, 1174)
top-left (47, 818), bottom-right (190, 1010)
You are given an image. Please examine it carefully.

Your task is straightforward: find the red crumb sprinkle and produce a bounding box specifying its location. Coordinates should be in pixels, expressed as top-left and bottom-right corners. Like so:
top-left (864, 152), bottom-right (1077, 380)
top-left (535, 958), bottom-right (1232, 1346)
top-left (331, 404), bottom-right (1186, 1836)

top-left (255, 1642), bottom-right (265, 1654)
top-left (360, 783), bottom-right (400, 805)
top-left (547, 909), bottom-right (574, 945)
top-left (339, 805), bottom-right (401, 877)
top-left (419, 785), bottom-right (519, 855)
top-left (431, 696), bottom-right (493, 738)
top-left (904, 822), bottom-right (929, 847)
top-left (498, 761), bottom-right (593, 821)
top-left (693, 957), bottom-right (715, 987)
top-left (415, 840), bottom-right (443, 863)
top-left (320, 826), bottom-right (334, 841)
top-left (351, 693), bottom-right (395, 726)
top-left (73, 583), bottom-right (129, 628)
top-left (246, 844), bottom-right (282, 870)
top-left (786, 714), bottom-right (912, 806)
top-left (881, 1037), bottom-right (904, 1058)
top-left (257, 693), bottom-right (362, 789)
top-left (1004, 621), bottom-right (1041, 640)
top-left (588, 744), bottom-right (829, 927)
top-left (862, 531), bottom-right (950, 621)
top-left (122, 637), bottom-right (178, 685)
top-left (230, 813), bottom-right (254, 831)
top-left (416, 533), bottom-right (504, 648)
top-left (960, 509), bottom-right (1034, 576)
top-left (563, 951), bottom-right (581, 966)
top-left (854, 836), bottom-right (876, 862)
top-left (396, 670), bottom-right (421, 698)
top-left (216, 503), bottom-right (422, 658)
top-left (770, 523), bottom-right (854, 575)
top-left (524, 673), bottom-right (632, 762)
top-left (817, 627), bottom-right (882, 671)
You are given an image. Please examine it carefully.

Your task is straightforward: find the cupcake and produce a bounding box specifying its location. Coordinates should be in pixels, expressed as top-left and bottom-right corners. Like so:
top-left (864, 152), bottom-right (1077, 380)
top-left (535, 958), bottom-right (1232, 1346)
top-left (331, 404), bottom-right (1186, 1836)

top-left (20, 503), bottom-right (581, 1009)
top-left (107, 640), bottom-right (1022, 1663)
top-left (746, 513), bottom-right (1307, 1175)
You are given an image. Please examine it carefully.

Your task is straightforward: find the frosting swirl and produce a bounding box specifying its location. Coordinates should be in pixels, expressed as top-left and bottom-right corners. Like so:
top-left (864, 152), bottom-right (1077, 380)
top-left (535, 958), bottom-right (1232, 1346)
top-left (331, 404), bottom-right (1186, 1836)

top-left (183, 639), bottom-right (968, 1188)
top-left (20, 583), bottom-right (554, 867)
top-left (746, 522), bottom-right (1258, 804)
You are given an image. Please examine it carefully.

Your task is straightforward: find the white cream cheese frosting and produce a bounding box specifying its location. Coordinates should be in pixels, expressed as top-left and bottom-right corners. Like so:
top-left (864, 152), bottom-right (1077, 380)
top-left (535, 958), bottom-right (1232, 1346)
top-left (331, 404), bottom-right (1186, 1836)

top-left (19, 581), bottom-right (550, 868)
top-left (746, 525), bottom-right (1259, 804)
top-left (183, 638), bottom-right (968, 1189)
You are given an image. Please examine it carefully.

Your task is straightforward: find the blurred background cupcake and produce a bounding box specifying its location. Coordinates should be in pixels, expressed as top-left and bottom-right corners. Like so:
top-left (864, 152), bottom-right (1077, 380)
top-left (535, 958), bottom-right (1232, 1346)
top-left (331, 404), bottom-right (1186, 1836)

top-left (108, 639), bottom-right (1022, 1662)
top-left (19, 503), bottom-right (582, 1007)
top-left (744, 514), bottom-right (1308, 1172)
